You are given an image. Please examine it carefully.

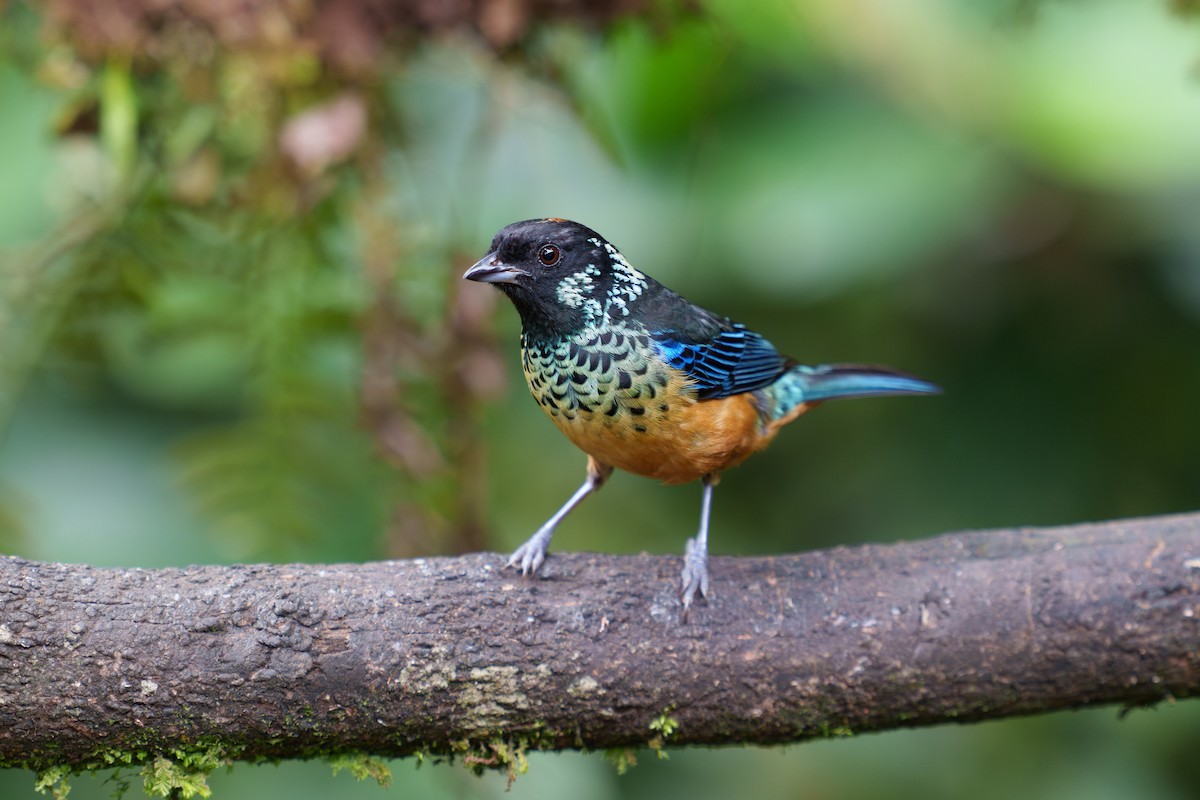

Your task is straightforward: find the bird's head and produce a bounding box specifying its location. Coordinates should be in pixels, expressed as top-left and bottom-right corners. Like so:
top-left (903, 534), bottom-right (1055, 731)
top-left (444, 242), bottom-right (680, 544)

top-left (464, 218), bottom-right (650, 339)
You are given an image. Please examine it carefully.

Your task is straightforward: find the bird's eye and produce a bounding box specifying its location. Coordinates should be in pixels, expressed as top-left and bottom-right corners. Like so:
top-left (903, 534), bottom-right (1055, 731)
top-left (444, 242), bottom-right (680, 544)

top-left (538, 244), bottom-right (561, 267)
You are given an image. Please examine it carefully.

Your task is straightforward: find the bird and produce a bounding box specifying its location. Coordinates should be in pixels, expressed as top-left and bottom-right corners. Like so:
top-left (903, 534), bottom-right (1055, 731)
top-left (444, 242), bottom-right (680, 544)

top-left (464, 218), bottom-right (939, 611)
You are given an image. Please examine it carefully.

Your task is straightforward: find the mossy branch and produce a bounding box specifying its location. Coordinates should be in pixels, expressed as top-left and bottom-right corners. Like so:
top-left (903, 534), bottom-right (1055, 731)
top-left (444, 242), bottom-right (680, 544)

top-left (2, 512), bottom-right (1199, 786)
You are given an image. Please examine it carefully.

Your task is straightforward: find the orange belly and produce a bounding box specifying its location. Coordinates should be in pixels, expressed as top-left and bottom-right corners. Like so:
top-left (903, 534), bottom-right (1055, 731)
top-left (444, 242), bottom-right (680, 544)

top-left (547, 388), bottom-right (808, 485)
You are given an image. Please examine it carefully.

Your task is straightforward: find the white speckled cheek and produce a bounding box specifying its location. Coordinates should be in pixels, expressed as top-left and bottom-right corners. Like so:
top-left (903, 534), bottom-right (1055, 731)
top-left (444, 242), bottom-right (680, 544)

top-left (555, 270), bottom-right (595, 308)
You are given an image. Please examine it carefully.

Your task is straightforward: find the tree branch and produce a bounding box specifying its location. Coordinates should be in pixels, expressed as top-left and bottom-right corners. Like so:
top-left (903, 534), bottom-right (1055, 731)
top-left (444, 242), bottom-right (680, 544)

top-left (2, 512), bottom-right (1199, 776)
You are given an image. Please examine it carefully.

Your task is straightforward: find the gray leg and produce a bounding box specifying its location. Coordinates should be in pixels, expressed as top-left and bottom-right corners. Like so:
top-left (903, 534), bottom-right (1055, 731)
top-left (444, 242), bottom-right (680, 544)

top-left (508, 457), bottom-right (613, 576)
top-left (681, 474), bottom-right (717, 610)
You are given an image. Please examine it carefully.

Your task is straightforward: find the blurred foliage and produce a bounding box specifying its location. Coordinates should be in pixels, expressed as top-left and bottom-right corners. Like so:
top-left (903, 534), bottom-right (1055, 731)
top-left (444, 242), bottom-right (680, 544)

top-left (3, 0), bottom-right (1200, 797)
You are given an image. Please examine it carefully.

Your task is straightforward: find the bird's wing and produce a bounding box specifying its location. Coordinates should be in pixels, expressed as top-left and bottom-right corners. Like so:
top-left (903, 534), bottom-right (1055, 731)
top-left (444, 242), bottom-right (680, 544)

top-left (650, 322), bottom-right (789, 400)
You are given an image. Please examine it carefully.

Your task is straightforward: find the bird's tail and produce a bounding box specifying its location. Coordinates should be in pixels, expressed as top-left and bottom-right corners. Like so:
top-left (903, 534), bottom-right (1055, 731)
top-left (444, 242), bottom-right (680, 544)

top-left (766, 363), bottom-right (940, 422)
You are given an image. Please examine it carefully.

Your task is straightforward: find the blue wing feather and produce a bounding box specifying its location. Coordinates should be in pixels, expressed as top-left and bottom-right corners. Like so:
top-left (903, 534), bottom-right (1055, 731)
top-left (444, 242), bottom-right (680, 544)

top-left (650, 323), bottom-right (789, 399)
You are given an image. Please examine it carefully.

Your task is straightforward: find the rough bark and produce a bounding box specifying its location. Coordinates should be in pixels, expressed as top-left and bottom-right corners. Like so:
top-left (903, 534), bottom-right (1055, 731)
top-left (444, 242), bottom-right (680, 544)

top-left (1, 512), bottom-right (1199, 774)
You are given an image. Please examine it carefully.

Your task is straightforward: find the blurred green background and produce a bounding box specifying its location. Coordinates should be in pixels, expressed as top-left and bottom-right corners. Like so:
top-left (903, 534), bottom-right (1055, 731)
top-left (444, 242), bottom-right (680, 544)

top-left (3, 0), bottom-right (1200, 797)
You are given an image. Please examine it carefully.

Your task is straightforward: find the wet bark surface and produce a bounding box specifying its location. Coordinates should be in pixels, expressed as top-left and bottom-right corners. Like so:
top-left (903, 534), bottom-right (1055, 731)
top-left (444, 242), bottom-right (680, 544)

top-left (1, 512), bottom-right (1199, 769)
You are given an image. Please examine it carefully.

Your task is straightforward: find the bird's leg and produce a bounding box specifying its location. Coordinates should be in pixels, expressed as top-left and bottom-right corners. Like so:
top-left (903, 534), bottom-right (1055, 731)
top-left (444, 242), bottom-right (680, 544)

top-left (681, 473), bottom-right (718, 611)
top-left (507, 456), bottom-right (613, 576)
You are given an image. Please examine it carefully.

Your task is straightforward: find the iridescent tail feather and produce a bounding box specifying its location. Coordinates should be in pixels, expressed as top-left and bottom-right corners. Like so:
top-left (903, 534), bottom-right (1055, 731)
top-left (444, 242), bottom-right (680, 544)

top-left (766, 364), bottom-right (941, 422)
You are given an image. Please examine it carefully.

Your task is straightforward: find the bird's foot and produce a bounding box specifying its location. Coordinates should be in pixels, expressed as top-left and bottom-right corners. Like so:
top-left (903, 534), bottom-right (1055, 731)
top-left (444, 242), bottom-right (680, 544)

top-left (680, 536), bottom-right (710, 612)
top-left (506, 527), bottom-right (554, 576)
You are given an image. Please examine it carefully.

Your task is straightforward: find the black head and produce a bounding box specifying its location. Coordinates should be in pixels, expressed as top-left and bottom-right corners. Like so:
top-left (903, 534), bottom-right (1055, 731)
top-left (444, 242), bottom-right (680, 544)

top-left (465, 218), bottom-right (649, 339)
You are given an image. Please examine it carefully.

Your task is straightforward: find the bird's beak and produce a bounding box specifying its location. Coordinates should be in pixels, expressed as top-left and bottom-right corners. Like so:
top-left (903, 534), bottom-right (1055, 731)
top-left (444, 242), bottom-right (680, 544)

top-left (463, 253), bottom-right (528, 285)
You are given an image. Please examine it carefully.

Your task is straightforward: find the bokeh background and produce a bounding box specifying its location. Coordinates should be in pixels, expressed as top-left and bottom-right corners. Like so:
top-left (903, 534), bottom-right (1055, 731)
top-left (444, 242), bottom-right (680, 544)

top-left (3, 0), bottom-right (1200, 797)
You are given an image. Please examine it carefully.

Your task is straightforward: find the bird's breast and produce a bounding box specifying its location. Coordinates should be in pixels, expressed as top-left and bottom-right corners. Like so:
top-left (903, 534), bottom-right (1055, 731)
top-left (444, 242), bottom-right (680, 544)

top-left (521, 325), bottom-right (782, 484)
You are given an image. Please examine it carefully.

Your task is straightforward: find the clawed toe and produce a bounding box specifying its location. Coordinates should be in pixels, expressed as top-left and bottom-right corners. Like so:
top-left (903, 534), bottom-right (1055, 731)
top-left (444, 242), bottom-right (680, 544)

top-left (506, 544), bottom-right (544, 575)
top-left (680, 535), bottom-right (710, 611)
top-left (506, 528), bottom-right (552, 576)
